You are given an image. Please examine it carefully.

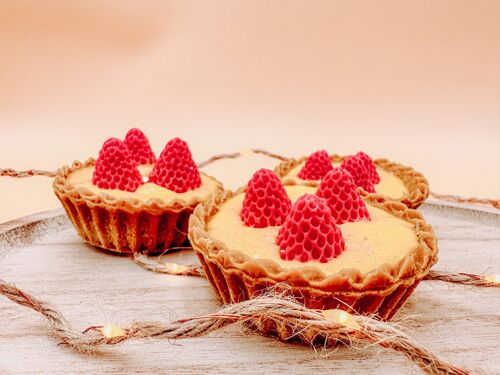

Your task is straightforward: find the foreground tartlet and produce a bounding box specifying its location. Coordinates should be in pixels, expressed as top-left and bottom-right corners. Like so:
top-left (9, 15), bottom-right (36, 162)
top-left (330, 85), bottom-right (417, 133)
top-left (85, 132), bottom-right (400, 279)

top-left (275, 150), bottom-right (429, 208)
top-left (189, 168), bottom-right (438, 340)
top-left (54, 129), bottom-right (223, 254)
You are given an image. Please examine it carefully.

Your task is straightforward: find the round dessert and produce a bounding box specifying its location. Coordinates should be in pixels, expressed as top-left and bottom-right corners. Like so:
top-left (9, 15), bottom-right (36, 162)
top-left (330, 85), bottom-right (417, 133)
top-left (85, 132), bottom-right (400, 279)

top-left (189, 168), bottom-right (438, 341)
top-left (54, 129), bottom-right (223, 254)
top-left (207, 186), bottom-right (417, 275)
top-left (275, 150), bottom-right (429, 208)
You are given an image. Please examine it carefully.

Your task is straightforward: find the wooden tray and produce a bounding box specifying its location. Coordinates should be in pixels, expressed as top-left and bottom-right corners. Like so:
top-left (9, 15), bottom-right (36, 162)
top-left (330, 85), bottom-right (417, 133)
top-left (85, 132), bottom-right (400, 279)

top-left (0, 200), bottom-right (499, 374)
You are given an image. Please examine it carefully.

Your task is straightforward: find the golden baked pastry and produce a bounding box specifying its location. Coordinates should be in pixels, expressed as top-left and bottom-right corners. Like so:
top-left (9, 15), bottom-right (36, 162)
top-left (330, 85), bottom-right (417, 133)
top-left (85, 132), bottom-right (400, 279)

top-left (54, 129), bottom-right (223, 254)
top-left (275, 150), bottom-right (429, 208)
top-left (189, 168), bottom-right (438, 341)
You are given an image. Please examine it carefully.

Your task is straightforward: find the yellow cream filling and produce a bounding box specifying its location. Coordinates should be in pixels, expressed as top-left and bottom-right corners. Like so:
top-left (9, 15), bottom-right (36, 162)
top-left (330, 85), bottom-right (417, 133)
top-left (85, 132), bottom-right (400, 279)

top-left (67, 165), bottom-right (219, 204)
top-left (286, 161), bottom-right (408, 199)
top-left (207, 185), bottom-right (417, 275)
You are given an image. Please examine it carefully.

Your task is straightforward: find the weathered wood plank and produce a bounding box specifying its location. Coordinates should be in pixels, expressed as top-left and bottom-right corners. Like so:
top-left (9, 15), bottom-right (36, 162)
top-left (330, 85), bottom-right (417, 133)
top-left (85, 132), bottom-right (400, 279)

top-left (0, 201), bottom-right (499, 374)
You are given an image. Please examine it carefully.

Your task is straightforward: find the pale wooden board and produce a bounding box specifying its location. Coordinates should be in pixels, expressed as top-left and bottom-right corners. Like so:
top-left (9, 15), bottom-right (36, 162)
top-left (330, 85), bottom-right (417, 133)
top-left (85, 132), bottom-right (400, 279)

top-left (0, 201), bottom-right (499, 375)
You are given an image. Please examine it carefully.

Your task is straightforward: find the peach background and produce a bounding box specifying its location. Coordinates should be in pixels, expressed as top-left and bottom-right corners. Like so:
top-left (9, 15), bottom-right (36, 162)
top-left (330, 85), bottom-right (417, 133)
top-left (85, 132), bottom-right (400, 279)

top-left (0, 0), bottom-right (499, 223)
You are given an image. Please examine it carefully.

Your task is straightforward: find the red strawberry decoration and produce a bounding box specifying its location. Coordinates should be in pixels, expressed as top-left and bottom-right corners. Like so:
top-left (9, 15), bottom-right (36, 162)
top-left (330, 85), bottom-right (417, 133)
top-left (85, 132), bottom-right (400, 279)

top-left (298, 150), bottom-right (333, 180)
top-left (276, 194), bottom-right (345, 263)
top-left (341, 154), bottom-right (376, 193)
top-left (316, 168), bottom-right (370, 224)
top-left (123, 128), bottom-right (156, 166)
top-left (92, 138), bottom-right (143, 192)
top-left (241, 169), bottom-right (292, 228)
top-left (148, 137), bottom-right (202, 193)
top-left (356, 151), bottom-right (380, 184)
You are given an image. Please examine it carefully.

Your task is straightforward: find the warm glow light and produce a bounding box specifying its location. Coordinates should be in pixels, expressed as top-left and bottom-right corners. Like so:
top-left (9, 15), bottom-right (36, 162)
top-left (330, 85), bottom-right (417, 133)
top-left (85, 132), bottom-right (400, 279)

top-left (322, 309), bottom-right (361, 330)
top-left (338, 311), bottom-right (349, 324)
top-left (485, 274), bottom-right (500, 283)
top-left (101, 324), bottom-right (125, 338)
top-left (164, 263), bottom-right (188, 274)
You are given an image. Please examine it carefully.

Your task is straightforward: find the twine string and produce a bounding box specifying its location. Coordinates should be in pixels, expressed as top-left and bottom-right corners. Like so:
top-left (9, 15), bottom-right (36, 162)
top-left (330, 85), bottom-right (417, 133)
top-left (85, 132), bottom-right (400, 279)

top-left (132, 252), bottom-right (204, 277)
top-left (424, 270), bottom-right (500, 287)
top-left (0, 278), bottom-right (467, 375)
top-left (132, 252), bottom-right (500, 288)
top-left (196, 148), bottom-right (289, 168)
top-left (1, 148), bottom-right (498, 210)
top-left (0, 168), bottom-right (57, 178)
top-left (429, 192), bottom-right (500, 209)
top-left (195, 148), bottom-right (499, 210)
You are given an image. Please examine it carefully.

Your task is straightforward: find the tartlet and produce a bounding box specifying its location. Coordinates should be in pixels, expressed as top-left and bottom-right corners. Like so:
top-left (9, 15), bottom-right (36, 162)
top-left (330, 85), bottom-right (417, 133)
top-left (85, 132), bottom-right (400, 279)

top-left (275, 151), bottom-right (429, 208)
top-left (53, 129), bottom-right (223, 254)
top-left (189, 168), bottom-right (438, 341)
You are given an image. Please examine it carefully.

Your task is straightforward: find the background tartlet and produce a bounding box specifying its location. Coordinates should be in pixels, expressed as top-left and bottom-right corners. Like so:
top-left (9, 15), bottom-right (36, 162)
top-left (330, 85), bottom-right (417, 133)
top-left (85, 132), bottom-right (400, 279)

top-left (275, 154), bottom-right (429, 208)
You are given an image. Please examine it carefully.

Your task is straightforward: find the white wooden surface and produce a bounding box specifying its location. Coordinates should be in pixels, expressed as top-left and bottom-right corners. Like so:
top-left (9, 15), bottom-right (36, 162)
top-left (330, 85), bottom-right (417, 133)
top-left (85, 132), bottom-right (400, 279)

top-left (0, 200), bottom-right (499, 374)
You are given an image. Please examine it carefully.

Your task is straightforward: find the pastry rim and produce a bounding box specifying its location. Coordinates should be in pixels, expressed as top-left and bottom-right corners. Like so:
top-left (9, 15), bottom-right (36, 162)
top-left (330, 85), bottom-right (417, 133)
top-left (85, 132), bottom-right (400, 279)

top-left (189, 187), bottom-right (438, 295)
top-left (53, 158), bottom-right (224, 214)
top-left (274, 155), bottom-right (429, 208)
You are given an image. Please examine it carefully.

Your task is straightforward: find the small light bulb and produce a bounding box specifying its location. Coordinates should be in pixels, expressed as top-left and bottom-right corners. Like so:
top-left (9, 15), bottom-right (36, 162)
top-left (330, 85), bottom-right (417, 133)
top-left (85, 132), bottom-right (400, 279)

top-left (142, 176), bottom-right (149, 183)
top-left (338, 311), bottom-right (349, 324)
top-left (101, 324), bottom-right (125, 338)
top-left (164, 263), bottom-right (188, 274)
top-left (485, 274), bottom-right (500, 283)
top-left (322, 309), bottom-right (361, 330)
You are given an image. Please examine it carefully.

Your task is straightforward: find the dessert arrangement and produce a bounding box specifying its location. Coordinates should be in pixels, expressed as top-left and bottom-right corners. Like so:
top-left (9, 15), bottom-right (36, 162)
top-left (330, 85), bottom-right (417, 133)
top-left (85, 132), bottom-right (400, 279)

top-left (53, 129), bottom-right (223, 254)
top-left (2, 142), bottom-right (499, 375)
top-left (189, 165), bottom-right (438, 339)
top-left (275, 150), bottom-right (429, 208)
top-left (52, 137), bottom-right (436, 324)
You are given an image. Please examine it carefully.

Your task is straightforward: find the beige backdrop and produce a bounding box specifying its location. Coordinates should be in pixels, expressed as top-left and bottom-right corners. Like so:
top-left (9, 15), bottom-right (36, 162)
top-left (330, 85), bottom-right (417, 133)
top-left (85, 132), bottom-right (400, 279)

top-left (1, 0), bottom-right (499, 223)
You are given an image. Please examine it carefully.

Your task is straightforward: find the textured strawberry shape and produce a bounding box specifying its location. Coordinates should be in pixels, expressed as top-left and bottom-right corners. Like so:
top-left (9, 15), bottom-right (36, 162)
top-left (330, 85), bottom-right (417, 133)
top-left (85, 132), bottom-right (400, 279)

top-left (276, 194), bottom-right (345, 263)
top-left (316, 168), bottom-right (371, 224)
top-left (92, 138), bottom-right (143, 192)
top-left (356, 151), bottom-right (380, 184)
top-left (123, 128), bottom-right (156, 166)
top-left (240, 169), bottom-right (292, 228)
top-left (148, 137), bottom-right (202, 193)
top-left (298, 150), bottom-right (333, 180)
top-left (341, 154), bottom-right (376, 193)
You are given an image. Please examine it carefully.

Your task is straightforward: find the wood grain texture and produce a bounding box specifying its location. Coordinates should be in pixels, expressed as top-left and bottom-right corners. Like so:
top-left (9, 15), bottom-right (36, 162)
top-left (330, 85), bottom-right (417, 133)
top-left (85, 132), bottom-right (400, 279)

top-left (0, 201), bottom-right (499, 375)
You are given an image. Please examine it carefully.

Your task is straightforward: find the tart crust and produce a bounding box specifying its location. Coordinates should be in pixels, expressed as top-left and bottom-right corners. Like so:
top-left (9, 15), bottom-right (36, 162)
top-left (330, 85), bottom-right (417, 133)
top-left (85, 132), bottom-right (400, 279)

top-left (188, 187), bottom-right (438, 341)
top-left (275, 155), bottom-right (429, 208)
top-left (53, 158), bottom-right (224, 254)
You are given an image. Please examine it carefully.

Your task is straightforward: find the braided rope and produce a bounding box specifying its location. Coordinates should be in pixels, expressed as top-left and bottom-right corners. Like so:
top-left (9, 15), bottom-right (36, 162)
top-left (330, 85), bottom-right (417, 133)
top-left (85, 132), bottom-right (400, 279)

top-left (197, 148), bottom-right (288, 168)
top-left (0, 278), bottom-right (467, 374)
top-left (132, 252), bottom-right (203, 277)
top-left (430, 192), bottom-right (499, 209)
top-left (0, 168), bottom-right (57, 178)
top-left (197, 150), bottom-right (499, 210)
top-left (133, 251), bottom-right (500, 288)
top-left (1, 149), bottom-right (497, 210)
top-left (425, 270), bottom-right (500, 287)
